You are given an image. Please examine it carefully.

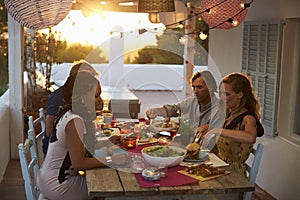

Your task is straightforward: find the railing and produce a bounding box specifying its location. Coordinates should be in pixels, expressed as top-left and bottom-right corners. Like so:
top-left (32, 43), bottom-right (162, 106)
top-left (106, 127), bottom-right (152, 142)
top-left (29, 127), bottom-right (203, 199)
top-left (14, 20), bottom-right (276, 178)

top-left (51, 63), bottom-right (207, 90)
top-left (0, 90), bottom-right (10, 182)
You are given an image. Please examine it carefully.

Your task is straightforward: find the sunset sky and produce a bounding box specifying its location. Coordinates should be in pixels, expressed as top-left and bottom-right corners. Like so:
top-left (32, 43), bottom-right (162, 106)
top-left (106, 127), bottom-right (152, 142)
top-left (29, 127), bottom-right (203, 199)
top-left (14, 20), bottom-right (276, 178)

top-left (44, 10), bottom-right (165, 58)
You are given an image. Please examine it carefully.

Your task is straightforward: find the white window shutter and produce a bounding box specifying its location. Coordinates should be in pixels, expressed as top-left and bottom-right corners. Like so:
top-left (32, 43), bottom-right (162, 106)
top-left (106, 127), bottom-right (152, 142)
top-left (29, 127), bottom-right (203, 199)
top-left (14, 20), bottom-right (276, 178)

top-left (242, 20), bottom-right (284, 136)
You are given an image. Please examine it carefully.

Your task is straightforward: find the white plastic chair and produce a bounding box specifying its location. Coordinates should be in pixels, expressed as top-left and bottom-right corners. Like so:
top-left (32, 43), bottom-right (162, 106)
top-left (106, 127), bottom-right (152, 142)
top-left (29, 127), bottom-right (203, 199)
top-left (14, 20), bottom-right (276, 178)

top-left (27, 107), bottom-right (46, 167)
top-left (244, 143), bottom-right (264, 200)
top-left (18, 132), bottom-right (41, 200)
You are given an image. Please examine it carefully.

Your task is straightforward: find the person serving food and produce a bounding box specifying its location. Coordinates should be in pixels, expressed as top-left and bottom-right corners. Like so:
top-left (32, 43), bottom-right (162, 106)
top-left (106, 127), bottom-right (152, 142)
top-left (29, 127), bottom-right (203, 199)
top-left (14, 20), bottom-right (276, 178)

top-left (146, 70), bottom-right (226, 145)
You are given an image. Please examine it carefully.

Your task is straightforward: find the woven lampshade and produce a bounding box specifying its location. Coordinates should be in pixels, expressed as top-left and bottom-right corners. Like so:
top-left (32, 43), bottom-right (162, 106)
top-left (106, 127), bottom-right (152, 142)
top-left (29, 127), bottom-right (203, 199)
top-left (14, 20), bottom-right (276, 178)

top-left (4, 0), bottom-right (73, 30)
top-left (138, 0), bottom-right (175, 13)
top-left (200, 0), bottom-right (248, 29)
top-left (159, 0), bottom-right (187, 28)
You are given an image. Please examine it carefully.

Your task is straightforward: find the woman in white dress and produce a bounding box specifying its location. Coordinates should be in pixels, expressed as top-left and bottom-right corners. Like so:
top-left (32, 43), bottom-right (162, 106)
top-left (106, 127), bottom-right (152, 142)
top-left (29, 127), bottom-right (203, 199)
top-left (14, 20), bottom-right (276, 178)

top-left (38, 69), bottom-right (127, 200)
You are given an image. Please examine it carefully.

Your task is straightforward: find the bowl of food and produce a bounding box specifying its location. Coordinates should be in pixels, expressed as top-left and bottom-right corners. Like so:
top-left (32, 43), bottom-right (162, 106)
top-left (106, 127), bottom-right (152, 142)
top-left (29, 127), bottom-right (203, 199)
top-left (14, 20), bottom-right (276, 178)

top-left (141, 145), bottom-right (186, 167)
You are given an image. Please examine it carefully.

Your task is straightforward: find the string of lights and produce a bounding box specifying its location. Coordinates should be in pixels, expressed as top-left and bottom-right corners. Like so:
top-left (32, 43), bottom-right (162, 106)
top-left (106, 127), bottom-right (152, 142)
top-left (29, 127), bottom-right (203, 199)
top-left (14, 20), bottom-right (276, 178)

top-left (137, 0), bottom-right (254, 41)
top-left (74, 0), bottom-right (254, 42)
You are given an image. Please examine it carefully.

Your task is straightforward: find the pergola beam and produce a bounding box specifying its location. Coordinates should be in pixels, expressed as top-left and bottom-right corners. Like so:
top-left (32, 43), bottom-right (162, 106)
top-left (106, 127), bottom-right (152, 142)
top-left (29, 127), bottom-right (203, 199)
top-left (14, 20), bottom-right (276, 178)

top-left (8, 14), bottom-right (24, 159)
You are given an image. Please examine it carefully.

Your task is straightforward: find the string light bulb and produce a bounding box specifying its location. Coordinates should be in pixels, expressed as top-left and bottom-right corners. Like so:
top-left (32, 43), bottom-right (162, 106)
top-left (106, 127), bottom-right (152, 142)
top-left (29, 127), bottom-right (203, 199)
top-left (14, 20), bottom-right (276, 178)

top-left (199, 32), bottom-right (208, 40)
top-left (179, 35), bottom-right (188, 45)
top-left (241, 3), bottom-right (251, 8)
top-left (199, 0), bottom-right (248, 29)
top-left (135, 0), bottom-right (254, 41)
top-left (227, 18), bottom-right (239, 26)
top-left (205, 9), bottom-right (211, 14)
top-left (232, 20), bottom-right (239, 26)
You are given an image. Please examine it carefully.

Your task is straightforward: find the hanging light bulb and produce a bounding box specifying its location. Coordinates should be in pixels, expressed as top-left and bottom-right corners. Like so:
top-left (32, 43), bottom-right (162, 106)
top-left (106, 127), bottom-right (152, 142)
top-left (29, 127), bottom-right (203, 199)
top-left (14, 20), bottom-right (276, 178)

top-left (199, 32), bottom-right (208, 40)
top-left (232, 20), bottom-right (239, 26)
top-left (179, 35), bottom-right (188, 45)
top-left (148, 13), bottom-right (160, 23)
top-left (227, 18), bottom-right (239, 27)
top-left (205, 9), bottom-right (211, 14)
top-left (177, 23), bottom-right (184, 29)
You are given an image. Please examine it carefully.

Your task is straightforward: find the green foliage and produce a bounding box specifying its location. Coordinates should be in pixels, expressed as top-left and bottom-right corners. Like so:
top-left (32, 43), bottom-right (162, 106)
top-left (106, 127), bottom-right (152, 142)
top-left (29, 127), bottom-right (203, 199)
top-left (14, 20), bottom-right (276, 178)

top-left (0, 54), bottom-right (8, 96)
top-left (131, 20), bottom-right (209, 65)
top-left (0, 0), bottom-right (8, 96)
top-left (156, 29), bottom-right (184, 59)
top-left (34, 32), bottom-right (107, 64)
top-left (132, 46), bottom-right (183, 64)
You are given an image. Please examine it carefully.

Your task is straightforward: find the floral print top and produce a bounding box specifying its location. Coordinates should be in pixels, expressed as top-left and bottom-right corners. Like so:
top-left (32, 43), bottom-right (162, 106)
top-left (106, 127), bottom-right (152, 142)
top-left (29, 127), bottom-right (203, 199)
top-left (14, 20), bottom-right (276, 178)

top-left (216, 119), bottom-right (253, 176)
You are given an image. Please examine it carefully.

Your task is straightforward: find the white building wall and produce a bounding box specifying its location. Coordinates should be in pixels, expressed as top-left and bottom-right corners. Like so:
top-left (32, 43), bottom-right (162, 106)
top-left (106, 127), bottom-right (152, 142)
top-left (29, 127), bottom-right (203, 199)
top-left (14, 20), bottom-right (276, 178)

top-left (208, 0), bottom-right (300, 199)
top-left (0, 91), bottom-right (10, 181)
top-left (51, 64), bottom-right (207, 91)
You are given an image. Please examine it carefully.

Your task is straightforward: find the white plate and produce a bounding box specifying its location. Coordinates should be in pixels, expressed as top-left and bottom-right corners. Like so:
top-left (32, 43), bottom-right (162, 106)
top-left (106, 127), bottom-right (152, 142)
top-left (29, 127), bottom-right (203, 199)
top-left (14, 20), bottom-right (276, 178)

top-left (96, 128), bottom-right (121, 141)
top-left (149, 120), bottom-right (175, 132)
top-left (95, 147), bottom-right (127, 158)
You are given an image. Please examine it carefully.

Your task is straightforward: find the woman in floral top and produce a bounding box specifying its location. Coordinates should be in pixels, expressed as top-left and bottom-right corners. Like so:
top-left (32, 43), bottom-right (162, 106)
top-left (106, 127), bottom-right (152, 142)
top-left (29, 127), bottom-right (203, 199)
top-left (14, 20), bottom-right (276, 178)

top-left (201, 73), bottom-right (261, 176)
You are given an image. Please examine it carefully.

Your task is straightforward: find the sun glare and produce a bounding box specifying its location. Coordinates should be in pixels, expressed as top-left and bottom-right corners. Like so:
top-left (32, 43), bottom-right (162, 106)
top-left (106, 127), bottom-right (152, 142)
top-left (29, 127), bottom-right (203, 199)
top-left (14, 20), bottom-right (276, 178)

top-left (44, 10), bottom-right (164, 48)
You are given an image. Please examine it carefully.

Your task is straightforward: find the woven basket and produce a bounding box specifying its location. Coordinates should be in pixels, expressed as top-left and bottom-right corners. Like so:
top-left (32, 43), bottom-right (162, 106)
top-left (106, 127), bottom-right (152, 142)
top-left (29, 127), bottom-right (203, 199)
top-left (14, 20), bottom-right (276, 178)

top-left (4, 0), bottom-right (72, 30)
top-left (138, 0), bottom-right (175, 13)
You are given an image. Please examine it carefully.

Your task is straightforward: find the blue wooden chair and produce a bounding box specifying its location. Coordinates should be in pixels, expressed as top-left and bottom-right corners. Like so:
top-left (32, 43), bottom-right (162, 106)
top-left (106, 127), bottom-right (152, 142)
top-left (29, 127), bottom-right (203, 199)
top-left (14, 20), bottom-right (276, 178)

top-left (18, 131), bottom-right (41, 200)
top-left (244, 143), bottom-right (264, 200)
top-left (18, 107), bottom-right (46, 199)
top-left (27, 107), bottom-right (46, 167)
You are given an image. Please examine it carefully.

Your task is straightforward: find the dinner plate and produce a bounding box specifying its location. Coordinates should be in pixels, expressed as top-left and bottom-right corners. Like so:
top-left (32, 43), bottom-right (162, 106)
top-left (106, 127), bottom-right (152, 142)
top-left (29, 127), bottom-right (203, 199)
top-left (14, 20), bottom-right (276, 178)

top-left (149, 120), bottom-right (175, 132)
top-left (95, 147), bottom-right (127, 158)
top-left (183, 156), bottom-right (209, 163)
top-left (96, 128), bottom-right (121, 141)
top-left (139, 137), bottom-right (151, 143)
top-left (183, 151), bottom-right (209, 162)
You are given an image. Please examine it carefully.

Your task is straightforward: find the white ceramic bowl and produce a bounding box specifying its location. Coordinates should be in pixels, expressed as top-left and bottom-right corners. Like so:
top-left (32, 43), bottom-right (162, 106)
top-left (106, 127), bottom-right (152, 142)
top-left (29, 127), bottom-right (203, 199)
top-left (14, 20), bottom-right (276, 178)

top-left (141, 145), bottom-right (186, 167)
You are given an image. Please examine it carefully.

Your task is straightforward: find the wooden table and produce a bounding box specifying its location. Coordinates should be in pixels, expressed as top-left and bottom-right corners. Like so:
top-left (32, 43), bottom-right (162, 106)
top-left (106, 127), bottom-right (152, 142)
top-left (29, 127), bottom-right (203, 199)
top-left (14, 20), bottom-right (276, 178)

top-left (86, 166), bottom-right (255, 200)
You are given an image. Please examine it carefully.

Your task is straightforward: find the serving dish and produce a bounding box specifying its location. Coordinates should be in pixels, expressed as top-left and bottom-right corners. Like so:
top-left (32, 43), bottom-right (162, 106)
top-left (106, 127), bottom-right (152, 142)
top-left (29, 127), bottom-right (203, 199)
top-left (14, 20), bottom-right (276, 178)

top-left (141, 145), bottom-right (185, 167)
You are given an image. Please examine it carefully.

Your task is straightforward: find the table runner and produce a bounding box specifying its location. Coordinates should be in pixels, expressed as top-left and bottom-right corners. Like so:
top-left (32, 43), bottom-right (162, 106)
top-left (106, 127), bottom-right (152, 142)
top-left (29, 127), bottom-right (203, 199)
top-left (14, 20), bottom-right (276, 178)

top-left (127, 143), bottom-right (198, 188)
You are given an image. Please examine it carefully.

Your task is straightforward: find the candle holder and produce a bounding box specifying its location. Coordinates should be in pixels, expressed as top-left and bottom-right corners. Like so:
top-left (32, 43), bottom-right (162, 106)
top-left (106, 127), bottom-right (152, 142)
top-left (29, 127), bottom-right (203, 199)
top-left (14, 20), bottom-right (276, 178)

top-left (123, 136), bottom-right (137, 150)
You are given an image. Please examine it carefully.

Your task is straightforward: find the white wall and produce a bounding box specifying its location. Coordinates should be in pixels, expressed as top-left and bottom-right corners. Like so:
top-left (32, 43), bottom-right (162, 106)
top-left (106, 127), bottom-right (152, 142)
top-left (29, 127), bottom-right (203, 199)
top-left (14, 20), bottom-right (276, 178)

top-left (208, 0), bottom-right (300, 199)
top-left (0, 91), bottom-right (10, 182)
top-left (208, 26), bottom-right (243, 77)
top-left (51, 64), bottom-right (207, 90)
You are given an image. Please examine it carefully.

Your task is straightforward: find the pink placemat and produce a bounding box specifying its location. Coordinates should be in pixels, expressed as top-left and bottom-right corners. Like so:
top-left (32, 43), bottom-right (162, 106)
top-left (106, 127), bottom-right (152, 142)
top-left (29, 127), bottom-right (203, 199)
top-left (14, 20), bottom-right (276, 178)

top-left (126, 144), bottom-right (198, 188)
top-left (134, 165), bottom-right (198, 188)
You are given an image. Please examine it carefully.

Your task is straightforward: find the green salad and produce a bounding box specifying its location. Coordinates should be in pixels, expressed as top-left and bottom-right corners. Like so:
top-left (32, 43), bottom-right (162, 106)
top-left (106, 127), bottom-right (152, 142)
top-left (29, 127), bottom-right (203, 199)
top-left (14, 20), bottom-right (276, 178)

top-left (143, 146), bottom-right (184, 157)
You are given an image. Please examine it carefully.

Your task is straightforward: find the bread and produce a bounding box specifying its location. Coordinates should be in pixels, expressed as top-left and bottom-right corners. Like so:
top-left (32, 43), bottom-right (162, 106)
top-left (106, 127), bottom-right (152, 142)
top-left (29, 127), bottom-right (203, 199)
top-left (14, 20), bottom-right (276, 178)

top-left (184, 142), bottom-right (200, 160)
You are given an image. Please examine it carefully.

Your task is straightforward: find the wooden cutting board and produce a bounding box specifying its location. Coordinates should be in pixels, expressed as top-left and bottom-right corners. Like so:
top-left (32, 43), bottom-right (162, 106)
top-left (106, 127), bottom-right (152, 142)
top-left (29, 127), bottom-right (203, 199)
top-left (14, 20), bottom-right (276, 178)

top-left (178, 170), bottom-right (230, 181)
